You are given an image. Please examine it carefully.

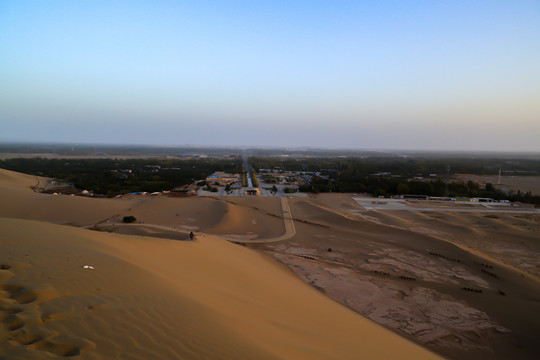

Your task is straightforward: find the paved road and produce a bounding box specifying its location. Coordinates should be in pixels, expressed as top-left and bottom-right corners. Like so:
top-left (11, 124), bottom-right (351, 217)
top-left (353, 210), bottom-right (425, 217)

top-left (353, 198), bottom-right (540, 213)
top-left (243, 155), bottom-right (253, 188)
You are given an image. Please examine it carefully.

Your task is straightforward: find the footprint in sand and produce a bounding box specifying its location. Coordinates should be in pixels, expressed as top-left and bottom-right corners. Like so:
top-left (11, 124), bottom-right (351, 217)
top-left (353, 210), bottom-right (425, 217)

top-left (0, 266), bottom-right (14, 282)
top-left (0, 264), bottom-right (96, 357)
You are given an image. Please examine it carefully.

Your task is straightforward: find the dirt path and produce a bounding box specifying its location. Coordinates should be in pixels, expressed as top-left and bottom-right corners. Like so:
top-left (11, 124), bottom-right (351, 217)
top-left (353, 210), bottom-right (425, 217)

top-left (221, 197), bottom-right (296, 243)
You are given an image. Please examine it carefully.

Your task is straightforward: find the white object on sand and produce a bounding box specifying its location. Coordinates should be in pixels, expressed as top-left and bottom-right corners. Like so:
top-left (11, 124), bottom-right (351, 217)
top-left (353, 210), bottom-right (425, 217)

top-left (82, 265), bottom-right (95, 270)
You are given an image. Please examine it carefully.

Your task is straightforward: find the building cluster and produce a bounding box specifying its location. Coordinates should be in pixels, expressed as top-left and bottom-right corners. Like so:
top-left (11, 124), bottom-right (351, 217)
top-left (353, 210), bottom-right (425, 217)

top-left (395, 195), bottom-right (511, 203)
top-left (259, 169), bottom-right (312, 185)
top-left (245, 188), bottom-right (260, 195)
top-left (170, 184), bottom-right (198, 196)
top-left (205, 172), bottom-right (241, 186)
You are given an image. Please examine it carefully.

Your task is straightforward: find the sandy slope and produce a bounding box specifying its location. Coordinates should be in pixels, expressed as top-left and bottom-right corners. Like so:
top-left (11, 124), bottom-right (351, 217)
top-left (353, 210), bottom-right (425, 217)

top-left (0, 168), bottom-right (42, 189)
top-left (0, 168), bottom-right (440, 359)
top-left (205, 198), bottom-right (285, 240)
top-left (264, 196), bottom-right (540, 359)
top-left (0, 169), bottom-right (129, 226)
top-left (0, 169), bottom-right (224, 231)
top-left (0, 218), bottom-right (440, 359)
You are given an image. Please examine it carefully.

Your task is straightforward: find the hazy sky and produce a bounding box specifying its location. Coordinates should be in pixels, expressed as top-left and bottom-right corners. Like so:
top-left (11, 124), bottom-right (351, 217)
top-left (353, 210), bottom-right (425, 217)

top-left (1, 1), bottom-right (539, 151)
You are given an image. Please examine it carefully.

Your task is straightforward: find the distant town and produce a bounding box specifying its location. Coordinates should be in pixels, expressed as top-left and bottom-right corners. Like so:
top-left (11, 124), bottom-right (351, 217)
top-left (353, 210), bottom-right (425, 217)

top-left (0, 144), bottom-right (539, 206)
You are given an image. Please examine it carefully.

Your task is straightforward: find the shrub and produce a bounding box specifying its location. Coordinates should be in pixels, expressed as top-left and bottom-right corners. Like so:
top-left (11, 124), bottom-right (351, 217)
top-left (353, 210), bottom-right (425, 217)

top-left (123, 216), bottom-right (136, 223)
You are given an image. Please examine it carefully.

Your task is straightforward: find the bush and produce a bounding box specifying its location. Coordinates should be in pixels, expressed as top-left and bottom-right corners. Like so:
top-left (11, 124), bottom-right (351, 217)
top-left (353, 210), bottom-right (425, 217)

top-left (123, 216), bottom-right (136, 223)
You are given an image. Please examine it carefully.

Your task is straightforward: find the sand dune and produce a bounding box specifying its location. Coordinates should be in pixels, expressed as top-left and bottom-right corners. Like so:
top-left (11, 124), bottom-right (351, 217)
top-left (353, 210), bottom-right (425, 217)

top-left (124, 196), bottom-right (228, 231)
top-left (0, 169), bottom-right (225, 231)
top-left (0, 168), bottom-right (48, 190)
top-left (0, 168), bottom-right (441, 358)
top-left (205, 198), bottom-right (285, 240)
top-left (0, 218), bottom-right (439, 359)
top-left (0, 169), bottom-right (129, 226)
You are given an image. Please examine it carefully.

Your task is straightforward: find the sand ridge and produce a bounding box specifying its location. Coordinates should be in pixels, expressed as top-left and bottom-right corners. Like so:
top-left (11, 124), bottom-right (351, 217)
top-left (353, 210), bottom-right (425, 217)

top-left (205, 197), bottom-right (285, 240)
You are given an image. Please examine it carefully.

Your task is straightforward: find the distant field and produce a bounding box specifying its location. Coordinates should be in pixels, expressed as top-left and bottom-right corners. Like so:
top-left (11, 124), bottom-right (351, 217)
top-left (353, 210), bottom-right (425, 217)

top-left (456, 174), bottom-right (540, 195)
top-left (0, 153), bottom-right (183, 160)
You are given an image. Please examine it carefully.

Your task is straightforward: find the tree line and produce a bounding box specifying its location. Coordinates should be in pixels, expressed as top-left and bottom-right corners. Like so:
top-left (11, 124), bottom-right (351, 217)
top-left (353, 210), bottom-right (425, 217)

top-left (251, 156), bottom-right (540, 205)
top-left (0, 158), bottom-right (242, 197)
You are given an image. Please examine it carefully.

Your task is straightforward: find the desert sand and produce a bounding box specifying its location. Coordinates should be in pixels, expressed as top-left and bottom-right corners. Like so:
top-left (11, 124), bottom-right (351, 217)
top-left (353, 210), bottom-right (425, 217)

top-left (0, 168), bottom-right (440, 359)
top-left (249, 193), bottom-right (540, 360)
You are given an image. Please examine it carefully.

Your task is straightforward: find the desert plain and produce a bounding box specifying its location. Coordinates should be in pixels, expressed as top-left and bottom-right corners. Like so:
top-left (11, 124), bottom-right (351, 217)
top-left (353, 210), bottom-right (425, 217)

top-left (1, 168), bottom-right (539, 359)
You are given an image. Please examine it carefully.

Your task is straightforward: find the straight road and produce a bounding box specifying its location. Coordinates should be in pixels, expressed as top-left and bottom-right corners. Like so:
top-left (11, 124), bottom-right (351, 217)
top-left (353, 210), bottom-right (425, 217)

top-left (243, 155), bottom-right (253, 188)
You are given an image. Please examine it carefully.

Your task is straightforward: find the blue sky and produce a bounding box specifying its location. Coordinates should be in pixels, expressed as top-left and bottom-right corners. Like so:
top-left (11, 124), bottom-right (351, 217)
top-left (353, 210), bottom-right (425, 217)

top-left (1, 1), bottom-right (539, 151)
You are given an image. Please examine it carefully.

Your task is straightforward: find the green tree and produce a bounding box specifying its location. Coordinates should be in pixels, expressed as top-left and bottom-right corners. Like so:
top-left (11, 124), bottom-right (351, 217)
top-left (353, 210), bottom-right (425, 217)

top-left (396, 183), bottom-right (410, 194)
